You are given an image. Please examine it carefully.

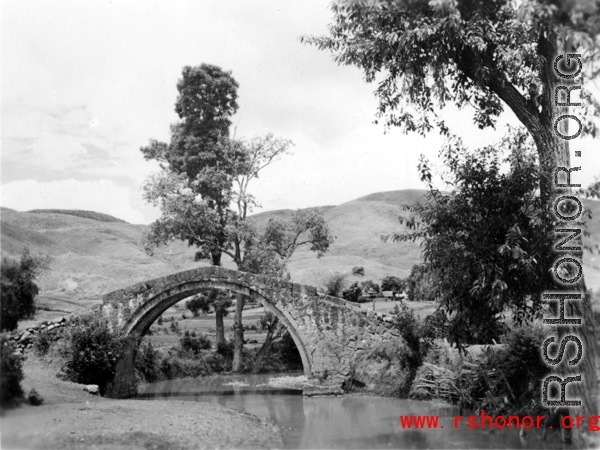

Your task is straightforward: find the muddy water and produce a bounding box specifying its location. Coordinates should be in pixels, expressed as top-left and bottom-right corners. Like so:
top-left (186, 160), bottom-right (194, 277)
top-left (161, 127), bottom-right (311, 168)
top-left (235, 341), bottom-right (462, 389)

top-left (138, 373), bottom-right (566, 449)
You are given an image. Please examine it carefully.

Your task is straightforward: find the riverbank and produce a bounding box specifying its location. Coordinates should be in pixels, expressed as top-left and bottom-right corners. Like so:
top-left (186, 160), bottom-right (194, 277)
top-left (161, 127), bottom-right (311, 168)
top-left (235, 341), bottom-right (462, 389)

top-left (0, 356), bottom-right (284, 450)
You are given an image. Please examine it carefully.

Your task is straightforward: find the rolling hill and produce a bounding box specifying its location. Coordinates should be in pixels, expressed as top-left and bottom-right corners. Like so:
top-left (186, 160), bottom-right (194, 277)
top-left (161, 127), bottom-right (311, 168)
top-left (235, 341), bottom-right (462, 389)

top-left (2, 190), bottom-right (600, 320)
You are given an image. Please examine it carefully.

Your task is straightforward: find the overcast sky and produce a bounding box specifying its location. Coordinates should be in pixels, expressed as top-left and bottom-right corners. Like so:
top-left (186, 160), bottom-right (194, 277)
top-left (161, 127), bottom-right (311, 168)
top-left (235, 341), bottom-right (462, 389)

top-left (2, 0), bottom-right (598, 224)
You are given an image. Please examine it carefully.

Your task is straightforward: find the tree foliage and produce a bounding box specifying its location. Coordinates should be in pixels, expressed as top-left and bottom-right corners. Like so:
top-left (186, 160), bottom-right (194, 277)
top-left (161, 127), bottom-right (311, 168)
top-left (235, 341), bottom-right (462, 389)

top-left (352, 266), bottom-right (365, 276)
top-left (186, 294), bottom-right (212, 317)
top-left (307, 0), bottom-right (599, 415)
top-left (62, 313), bottom-right (131, 394)
top-left (0, 335), bottom-right (24, 408)
top-left (243, 209), bottom-right (334, 277)
top-left (342, 281), bottom-right (363, 302)
top-left (405, 264), bottom-right (438, 302)
top-left (324, 272), bottom-right (348, 297)
top-left (393, 130), bottom-right (552, 344)
top-left (141, 64), bottom-right (245, 266)
top-left (381, 275), bottom-right (405, 293)
top-left (1, 250), bottom-right (48, 332)
top-left (361, 279), bottom-right (381, 294)
top-left (304, 1), bottom-right (600, 201)
top-left (141, 63), bottom-right (333, 373)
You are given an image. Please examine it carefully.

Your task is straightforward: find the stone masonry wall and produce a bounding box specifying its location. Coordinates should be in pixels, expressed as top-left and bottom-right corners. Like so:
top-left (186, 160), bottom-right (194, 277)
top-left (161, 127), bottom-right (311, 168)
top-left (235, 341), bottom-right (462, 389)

top-left (6, 317), bottom-right (68, 354)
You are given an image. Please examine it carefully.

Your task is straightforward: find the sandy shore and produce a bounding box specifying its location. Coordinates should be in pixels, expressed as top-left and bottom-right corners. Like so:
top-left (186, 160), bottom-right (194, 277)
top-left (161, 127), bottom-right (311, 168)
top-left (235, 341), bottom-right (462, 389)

top-left (0, 356), bottom-right (284, 450)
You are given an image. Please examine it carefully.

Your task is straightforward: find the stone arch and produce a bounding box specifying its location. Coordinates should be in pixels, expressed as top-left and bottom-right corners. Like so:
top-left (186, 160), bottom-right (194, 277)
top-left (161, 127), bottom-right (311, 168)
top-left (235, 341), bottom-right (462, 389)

top-left (103, 266), bottom-right (401, 398)
top-left (121, 279), bottom-right (312, 377)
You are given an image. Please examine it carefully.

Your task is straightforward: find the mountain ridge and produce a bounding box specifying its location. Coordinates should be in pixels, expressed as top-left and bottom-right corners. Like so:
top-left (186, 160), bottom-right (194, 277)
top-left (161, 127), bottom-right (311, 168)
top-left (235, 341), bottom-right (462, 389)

top-left (2, 189), bottom-right (599, 320)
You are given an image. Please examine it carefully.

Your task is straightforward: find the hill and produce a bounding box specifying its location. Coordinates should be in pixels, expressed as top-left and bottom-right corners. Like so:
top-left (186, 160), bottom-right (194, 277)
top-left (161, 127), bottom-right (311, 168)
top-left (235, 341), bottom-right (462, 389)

top-left (2, 190), bottom-right (600, 320)
top-left (0, 207), bottom-right (201, 318)
top-left (27, 209), bottom-right (127, 223)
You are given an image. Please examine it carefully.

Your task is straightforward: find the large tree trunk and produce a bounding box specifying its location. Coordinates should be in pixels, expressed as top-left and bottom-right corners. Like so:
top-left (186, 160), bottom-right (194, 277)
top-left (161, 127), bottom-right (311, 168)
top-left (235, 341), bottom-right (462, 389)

top-left (533, 34), bottom-right (599, 426)
top-left (232, 294), bottom-right (245, 372)
top-left (481, 28), bottom-right (598, 433)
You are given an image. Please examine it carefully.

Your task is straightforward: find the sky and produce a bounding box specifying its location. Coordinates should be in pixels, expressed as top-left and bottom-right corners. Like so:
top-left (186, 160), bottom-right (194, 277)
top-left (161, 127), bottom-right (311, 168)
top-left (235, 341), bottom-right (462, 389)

top-left (2, 0), bottom-right (598, 224)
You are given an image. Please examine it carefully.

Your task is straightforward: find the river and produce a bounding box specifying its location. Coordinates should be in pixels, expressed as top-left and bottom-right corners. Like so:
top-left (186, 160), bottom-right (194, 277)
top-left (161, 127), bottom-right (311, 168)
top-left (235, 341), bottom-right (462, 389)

top-left (138, 373), bottom-right (567, 449)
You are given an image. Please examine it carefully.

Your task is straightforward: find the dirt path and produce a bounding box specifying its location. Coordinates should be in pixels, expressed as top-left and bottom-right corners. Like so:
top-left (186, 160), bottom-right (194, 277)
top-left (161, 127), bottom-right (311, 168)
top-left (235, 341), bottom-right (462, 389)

top-left (0, 356), bottom-right (283, 450)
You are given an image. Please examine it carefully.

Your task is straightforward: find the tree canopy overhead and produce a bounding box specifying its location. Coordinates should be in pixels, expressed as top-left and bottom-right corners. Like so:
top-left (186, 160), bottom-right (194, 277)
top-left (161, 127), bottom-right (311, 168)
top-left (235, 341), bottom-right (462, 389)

top-left (304, 0), bottom-right (600, 201)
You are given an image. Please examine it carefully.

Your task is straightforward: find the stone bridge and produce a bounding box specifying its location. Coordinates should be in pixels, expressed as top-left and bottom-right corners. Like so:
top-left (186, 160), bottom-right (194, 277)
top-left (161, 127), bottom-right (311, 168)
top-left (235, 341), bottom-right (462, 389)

top-left (101, 266), bottom-right (405, 397)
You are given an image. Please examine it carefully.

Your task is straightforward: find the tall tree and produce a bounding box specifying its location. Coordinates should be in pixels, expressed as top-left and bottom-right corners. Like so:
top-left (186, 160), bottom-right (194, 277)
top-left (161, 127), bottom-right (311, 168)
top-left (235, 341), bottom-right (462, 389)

top-left (305, 0), bottom-right (599, 419)
top-left (142, 64), bottom-right (333, 372)
top-left (142, 64), bottom-right (243, 350)
top-left (141, 64), bottom-right (243, 267)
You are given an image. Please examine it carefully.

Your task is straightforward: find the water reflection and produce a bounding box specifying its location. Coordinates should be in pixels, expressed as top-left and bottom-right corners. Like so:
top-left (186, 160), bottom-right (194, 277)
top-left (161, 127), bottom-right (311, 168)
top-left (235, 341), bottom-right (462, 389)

top-left (139, 374), bottom-right (567, 449)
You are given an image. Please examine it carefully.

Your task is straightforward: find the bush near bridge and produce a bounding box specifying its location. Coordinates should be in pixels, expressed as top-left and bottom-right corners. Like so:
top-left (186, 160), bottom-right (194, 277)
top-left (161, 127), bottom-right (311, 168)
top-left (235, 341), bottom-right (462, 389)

top-left (410, 324), bottom-right (549, 417)
top-left (60, 312), bottom-right (131, 395)
top-left (0, 334), bottom-right (24, 408)
top-left (134, 328), bottom-right (302, 382)
top-left (1, 250), bottom-right (47, 332)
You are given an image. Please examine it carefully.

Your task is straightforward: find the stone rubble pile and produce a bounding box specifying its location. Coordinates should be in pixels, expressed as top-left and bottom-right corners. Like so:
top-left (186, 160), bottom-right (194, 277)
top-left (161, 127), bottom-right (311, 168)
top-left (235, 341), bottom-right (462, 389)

top-left (7, 317), bottom-right (68, 354)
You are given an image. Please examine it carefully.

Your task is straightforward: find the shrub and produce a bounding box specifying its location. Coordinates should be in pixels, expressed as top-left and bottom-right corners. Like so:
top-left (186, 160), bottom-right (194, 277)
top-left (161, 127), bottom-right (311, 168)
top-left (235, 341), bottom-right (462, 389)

top-left (1, 250), bottom-right (48, 332)
top-left (393, 304), bottom-right (429, 372)
top-left (186, 295), bottom-right (211, 317)
top-left (62, 313), bottom-right (130, 394)
top-left (361, 280), bottom-right (380, 294)
top-left (342, 282), bottom-right (362, 303)
top-left (135, 340), bottom-right (160, 383)
top-left (324, 272), bottom-right (347, 297)
top-left (169, 320), bottom-right (180, 334)
top-left (216, 341), bottom-right (234, 358)
top-left (480, 324), bottom-right (549, 415)
top-left (180, 331), bottom-right (211, 354)
top-left (405, 264), bottom-right (437, 302)
top-left (381, 276), bottom-right (405, 293)
top-left (351, 266), bottom-right (365, 276)
top-left (205, 351), bottom-right (232, 373)
top-left (421, 308), bottom-right (448, 342)
top-left (0, 335), bottom-right (24, 408)
top-left (33, 331), bottom-right (53, 356)
top-left (157, 348), bottom-right (209, 379)
top-left (27, 388), bottom-right (44, 406)
top-left (410, 324), bottom-right (550, 416)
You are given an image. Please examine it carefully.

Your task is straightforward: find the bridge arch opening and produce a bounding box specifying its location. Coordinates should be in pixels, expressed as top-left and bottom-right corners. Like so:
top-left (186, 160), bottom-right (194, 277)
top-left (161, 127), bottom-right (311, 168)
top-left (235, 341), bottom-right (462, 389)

top-left (121, 280), bottom-right (311, 378)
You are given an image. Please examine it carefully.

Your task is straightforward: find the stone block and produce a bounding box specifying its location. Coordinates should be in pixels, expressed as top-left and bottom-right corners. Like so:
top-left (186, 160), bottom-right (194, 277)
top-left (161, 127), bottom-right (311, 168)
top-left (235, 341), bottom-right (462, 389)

top-left (83, 385), bottom-right (99, 395)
